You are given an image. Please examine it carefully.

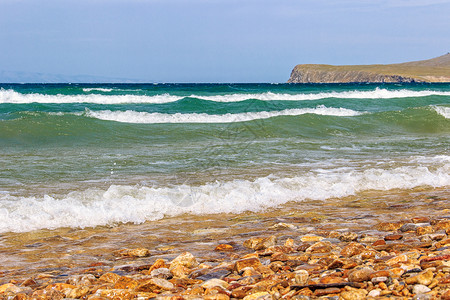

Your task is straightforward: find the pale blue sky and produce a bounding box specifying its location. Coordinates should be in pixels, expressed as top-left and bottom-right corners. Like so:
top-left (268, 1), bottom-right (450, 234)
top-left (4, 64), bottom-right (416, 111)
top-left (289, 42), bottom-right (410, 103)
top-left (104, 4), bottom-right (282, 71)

top-left (0, 0), bottom-right (449, 82)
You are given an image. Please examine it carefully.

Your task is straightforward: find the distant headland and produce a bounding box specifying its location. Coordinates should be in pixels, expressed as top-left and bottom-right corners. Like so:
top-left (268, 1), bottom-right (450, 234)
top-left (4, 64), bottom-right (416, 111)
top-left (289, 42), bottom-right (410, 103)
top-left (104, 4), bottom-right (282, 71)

top-left (288, 53), bottom-right (450, 83)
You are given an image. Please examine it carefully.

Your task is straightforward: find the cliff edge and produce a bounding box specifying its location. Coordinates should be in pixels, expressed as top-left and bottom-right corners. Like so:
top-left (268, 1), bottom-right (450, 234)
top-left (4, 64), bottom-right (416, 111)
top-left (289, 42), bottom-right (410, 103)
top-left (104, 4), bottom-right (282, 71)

top-left (287, 53), bottom-right (450, 83)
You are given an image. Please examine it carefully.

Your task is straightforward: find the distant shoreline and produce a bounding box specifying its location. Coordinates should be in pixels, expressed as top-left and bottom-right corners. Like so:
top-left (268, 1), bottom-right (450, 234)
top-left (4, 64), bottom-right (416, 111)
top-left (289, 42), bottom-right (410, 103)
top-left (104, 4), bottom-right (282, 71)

top-left (288, 53), bottom-right (450, 84)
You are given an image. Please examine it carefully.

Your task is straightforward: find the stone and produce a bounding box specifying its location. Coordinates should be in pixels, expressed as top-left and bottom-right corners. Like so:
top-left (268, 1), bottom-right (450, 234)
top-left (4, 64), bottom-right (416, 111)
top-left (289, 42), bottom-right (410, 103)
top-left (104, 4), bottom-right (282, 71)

top-left (359, 235), bottom-right (378, 243)
top-left (359, 250), bottom-right (376, 259)
top-left (300, 235), bottom-right (324, 242)
top-left (405, 269), bottom-right (434, 286)
top-left (149, 259), bottom-right (170, 272)
top-left (201, 279), bottom-right (230, 290)
top-left (385, 254), bottom-right (408, 266)
top-left (285, 238), bottom-right (295, 247)
top-left (0, 283), bottom-right (20, 294)
top-left (400, 223), bottom-right (418, 232)
top-left (339, 232), bottom-right (358, 242)
top-left (348, 267), bottom-right (374, 282)
top-left (113, 276), bottom-right (138, 289)
top-left (339, 288), bottom-right (368, 300)
top-left (376, 222), bottom-right (403, 231)
top-left (384, 234), bottom-right (403, 241)
top-left (369, 270), bottom-right (390, 279)
top-left (196, 268), bottom-right (231, 281)
top-left (243, 291), bottom-right (272, 300)
top-left (235, 258), bottom-right (262, 273)
top-left (150, 267), bottom-right (172, 279)
top-left (243, 236), bottom-right (277, 250)
top-left (413, 284), bottom-right (431, 294)
top-left (215, 244), bottom-right (234, 251)
top-left (314, 287), bottom-right (341, 296)
top-left (436, 220), bottom-right (450, 230)
top-left (95, 289), bottom-right (134, 299)
top-left (411, 217), bottom-right (430, 223)
top-left (367, 289), bottom-right (381, 297)
top-left (170, 252), bottom-right (199, 268)
top-left (242, 267), bottom-right (260, 277)
top-left (66, 286), bottom-right (90, 299)
top-left (294, 270), bottom-right (309, 285)
top-left (319, 276), bottom-right (347, 284)
top-left (99, 272), bottom-right (122, 283)
top-left (67, 274), bottom-right (96, 286)
top-left (371, 276), bottom-right (388, 283)
top-left (20, 278), bottom-right (37, 287)
top-left (416, 226), bottom-right (434, 235)
top-left (340, 242), bottom-right (365, 257)
top-left (169, 264), bottom-right (191, 278)
top-left (269, 222), bottom-right (297, 230)
top-left (32, 289), bottom-right (65, 299)
top-left (135, 278), bottom-right (174, 292)
top-left (305, 241), bottom-right (332, 253)
top-left (115, 247), bottom-right (151, 257)
top-left (429, 233), bottom-right (446, 241)
top-left (204, 294), bottom-right (231, 300)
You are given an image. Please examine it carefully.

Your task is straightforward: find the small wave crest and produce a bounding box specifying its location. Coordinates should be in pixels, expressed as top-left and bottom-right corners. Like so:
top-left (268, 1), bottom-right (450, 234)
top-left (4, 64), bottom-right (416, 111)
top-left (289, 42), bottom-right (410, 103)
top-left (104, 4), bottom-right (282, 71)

top-left (84, 106), bottom-right (362, 124)
top-left (0, 158), bottom-right (448, 233)
top-left (1, 87), bottom-right (450, 104)
top-left (82, 88), bottom-right (114, 92)
top-left (432, 105), bottom-right (450, 119)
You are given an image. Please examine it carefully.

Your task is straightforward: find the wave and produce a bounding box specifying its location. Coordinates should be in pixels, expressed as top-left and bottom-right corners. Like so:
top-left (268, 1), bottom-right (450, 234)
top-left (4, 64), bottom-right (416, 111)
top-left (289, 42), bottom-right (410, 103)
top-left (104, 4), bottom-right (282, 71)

top-left (0, 89), bottom-right (181, 104)
top-left (2, 87), bottom-right (450, 104)
top-left (433, 105), bottom-right (450, 119)
top-left (1, 157), bottom-right (448, 233)
top-left (82, 88), bottom-right (114, 92)
top-left (84, 106), bottom-right (362, 124)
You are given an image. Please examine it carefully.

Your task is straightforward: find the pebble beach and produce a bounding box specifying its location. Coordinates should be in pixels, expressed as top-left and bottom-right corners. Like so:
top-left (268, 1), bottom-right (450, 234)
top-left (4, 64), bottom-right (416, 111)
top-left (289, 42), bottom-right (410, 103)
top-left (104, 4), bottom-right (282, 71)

top-left (1, 187), bottom-right (449, 299)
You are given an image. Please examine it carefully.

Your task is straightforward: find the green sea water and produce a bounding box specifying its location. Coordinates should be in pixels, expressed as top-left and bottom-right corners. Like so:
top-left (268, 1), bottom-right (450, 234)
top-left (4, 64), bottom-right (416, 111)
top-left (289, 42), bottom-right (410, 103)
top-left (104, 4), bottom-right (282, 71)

top-left (0, 83), bottom-right (449, 232)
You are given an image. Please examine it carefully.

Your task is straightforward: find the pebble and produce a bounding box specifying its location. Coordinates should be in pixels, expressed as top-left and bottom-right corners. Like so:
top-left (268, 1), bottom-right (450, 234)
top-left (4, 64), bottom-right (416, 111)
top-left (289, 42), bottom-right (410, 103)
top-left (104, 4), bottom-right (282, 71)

top-left (367, 289), bottom-right (381, 297)
top-left (348, 267), bottom-right (374, 282)
top-left (300, 235), bottom-right (324, 242)
top-left (413, 284), bottom-right (432, 294)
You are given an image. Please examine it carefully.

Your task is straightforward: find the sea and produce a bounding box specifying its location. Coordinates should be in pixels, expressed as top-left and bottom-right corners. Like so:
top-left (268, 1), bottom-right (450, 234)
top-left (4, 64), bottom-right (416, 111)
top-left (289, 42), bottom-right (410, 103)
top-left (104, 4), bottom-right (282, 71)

top-left (0, 83), bottom-right (449, 234)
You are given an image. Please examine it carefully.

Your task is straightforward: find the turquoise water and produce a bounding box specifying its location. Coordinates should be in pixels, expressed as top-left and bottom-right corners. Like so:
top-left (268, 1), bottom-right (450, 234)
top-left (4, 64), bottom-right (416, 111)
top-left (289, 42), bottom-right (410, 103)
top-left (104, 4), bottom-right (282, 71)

top-left (0, 83), bottom-right (449, 232)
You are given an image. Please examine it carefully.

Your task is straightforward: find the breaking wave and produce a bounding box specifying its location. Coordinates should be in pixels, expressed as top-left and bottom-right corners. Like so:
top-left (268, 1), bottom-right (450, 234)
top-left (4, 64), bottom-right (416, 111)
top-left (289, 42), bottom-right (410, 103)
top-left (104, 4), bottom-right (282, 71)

top-left (2, 88), bottom-right (450, 104)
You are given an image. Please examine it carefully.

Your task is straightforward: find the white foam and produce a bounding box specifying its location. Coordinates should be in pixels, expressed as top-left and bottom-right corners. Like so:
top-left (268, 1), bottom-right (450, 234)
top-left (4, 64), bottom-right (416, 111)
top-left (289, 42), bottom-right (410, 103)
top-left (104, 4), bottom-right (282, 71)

top-left (82, 88), bottom-right (114, 92)
top-left (0, 89), bottom-right (181, 104)
top-left (194, 88), bottom-right (450, 102)
top-left (1, 87), bottom-right (449, 104)
top-left (432, 105), bottom-right (450, 119)
top-left (0, 158), bottom-right (448, 233)
top-left (84, 106), bottom-right (362, 124)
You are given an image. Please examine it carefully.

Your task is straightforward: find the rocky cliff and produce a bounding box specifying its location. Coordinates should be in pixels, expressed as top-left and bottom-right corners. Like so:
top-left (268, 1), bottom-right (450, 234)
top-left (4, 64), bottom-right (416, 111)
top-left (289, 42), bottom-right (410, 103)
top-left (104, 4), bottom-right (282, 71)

top-left (288, 53), bottom-right (450, 83)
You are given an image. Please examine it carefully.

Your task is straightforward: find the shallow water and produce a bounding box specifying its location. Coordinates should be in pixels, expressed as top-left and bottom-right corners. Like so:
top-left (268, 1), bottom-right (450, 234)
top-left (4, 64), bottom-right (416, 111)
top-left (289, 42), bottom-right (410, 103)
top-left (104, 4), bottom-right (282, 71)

top-left (0, 186), bottom-right (448, 282)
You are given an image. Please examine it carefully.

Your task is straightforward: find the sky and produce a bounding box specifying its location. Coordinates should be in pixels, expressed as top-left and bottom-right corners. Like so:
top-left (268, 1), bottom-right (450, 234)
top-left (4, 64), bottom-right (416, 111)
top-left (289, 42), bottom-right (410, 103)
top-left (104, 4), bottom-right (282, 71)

top-left (0, 0), bottom-right (449, 83)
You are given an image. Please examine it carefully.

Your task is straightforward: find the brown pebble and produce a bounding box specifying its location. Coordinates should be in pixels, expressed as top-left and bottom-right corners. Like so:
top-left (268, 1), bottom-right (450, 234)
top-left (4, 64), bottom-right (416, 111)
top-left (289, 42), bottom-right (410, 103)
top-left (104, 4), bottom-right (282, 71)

top-left (215, 244), bottom-right (234, 251)
top-left (439, 275), bottom-right (450, 284)
top-left (376, 222), bottom-right (403, 231)
top-left (384, 234), bottom-right (403, 241)
top-left (369, 270), bottom-right (390, 279)
top-left (411, 217), bottom-right (430, 223)
top-left (234, 258), bottom-right (262, 273)
top-left (436, 219), bottom-right (450, 230)
top-left (340, 242), bottom-right (365, 257)
top-left (314, 287), bottom-right (341, 296)
top-left (372, 239), bottom-right (386, 246)
top-left (416, 226), bottom-right (434, 235)
top-left (378, 282), bottom-right (388, 290)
